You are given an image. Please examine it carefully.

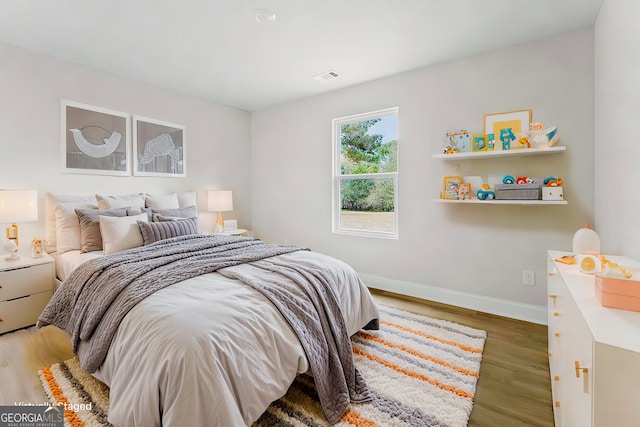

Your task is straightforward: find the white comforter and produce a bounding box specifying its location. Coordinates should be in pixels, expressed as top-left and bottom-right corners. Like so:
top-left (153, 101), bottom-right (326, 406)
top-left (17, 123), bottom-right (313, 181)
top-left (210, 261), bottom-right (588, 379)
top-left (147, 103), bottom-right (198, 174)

top-left (85, 250), bottom-right (379, 427)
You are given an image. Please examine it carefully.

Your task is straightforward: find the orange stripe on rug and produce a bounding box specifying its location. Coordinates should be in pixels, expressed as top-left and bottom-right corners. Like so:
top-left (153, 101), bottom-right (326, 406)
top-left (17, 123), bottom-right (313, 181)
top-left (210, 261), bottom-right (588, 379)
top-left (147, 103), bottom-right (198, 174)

top-left (381, 319), bottom-right (483, 354)
top-left (353, 346), bottom-right (474, 400)
top-left (341, 408), bottom-right (378, 427)
top-left (40, 366), bottom-right (85, 427)
top-left (357, 331), bottom-right (479, 378)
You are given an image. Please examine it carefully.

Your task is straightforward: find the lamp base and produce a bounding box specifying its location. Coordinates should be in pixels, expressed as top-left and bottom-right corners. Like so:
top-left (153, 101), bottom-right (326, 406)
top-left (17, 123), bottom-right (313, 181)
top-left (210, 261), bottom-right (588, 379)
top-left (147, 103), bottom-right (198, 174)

top-left (3, 237), bottom-right (19, 261)
top-left (6, 224), bottom-right (18, 247)
top-left (4, 253), bottom-right (20, 262)
top-left (215, 211), bottom-right (225, 232)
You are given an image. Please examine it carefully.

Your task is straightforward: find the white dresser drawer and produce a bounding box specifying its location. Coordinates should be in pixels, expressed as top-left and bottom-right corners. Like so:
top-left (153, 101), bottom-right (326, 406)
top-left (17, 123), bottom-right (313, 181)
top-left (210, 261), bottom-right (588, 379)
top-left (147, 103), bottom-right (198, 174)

top-left (0, 263), bottom-right (53, 301)
top-left (0, 290), bottom-right (53, 334)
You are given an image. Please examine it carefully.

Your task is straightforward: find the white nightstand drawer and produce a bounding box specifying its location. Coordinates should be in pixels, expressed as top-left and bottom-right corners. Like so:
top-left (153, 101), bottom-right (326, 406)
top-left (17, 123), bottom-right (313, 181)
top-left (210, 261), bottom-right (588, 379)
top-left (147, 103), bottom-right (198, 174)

top-left (0, 290), bottom-right (53, 334)
top-left (0, 263), bottom-right (53, 301)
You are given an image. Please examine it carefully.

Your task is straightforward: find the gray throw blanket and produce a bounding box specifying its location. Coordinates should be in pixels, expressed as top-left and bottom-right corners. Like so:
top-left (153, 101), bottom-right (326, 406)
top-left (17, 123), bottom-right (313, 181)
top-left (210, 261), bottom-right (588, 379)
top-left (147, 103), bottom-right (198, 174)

top-left (38, 234), bottom-right (373, 424)
top-left (219, 257), bottom-right (373, 423)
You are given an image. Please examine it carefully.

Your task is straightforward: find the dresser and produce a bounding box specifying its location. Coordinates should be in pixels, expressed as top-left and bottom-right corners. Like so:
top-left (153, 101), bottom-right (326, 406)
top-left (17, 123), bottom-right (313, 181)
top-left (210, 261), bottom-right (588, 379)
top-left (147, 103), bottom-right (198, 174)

top-left (0, 254), bottom-right (54, 334)
top-left (547, 250), bottom-right (640, 427)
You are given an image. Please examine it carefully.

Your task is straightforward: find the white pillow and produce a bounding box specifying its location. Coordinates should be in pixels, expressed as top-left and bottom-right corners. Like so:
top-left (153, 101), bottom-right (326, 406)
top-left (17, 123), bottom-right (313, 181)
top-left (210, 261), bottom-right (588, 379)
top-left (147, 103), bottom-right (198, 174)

top-left (145, 193), bottom-right (179, 209)
top-left (45, 193), bottom-right (96, 251)
top-left (145, 192), bottom-right (197, 209)
top-left (177, 191), bottom-right (197, 208)
top-left (54, 202), bottom-right (99, 254)
top-left (99, 213), bottom-right (148, 255)
top-left (96, 193), bottom-right (145, 210)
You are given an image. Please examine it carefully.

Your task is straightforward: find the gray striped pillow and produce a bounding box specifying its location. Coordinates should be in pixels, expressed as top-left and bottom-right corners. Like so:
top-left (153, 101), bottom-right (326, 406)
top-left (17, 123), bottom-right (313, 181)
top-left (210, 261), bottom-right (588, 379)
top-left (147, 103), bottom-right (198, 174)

top-left (137, 217), bottom-right (199, 245)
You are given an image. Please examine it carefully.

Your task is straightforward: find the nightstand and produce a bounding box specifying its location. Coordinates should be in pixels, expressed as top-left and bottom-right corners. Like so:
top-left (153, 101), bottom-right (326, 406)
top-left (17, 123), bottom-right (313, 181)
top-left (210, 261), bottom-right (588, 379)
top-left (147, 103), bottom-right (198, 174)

top-left (0, 253), bottom-right (54, 334)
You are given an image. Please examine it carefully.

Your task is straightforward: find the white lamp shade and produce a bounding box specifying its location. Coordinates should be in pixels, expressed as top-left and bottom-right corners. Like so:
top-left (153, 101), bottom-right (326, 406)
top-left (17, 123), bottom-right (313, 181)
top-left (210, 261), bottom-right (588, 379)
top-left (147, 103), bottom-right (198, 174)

top-left (0, 190), bottom-right (38, 223)
top-left (207, 190), bottom-right (233, 212)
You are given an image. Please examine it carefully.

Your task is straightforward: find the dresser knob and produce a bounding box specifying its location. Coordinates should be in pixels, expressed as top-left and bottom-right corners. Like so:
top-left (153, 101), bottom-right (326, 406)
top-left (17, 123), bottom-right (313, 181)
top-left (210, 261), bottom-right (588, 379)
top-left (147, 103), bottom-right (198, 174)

top-left (0, 317), bottom-right (4, 323)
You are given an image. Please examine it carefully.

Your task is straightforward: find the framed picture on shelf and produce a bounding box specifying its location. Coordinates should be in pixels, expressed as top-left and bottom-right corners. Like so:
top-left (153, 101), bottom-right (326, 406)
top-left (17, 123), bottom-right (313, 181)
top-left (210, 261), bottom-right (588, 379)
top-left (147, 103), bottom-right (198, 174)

top-left (458, 182), bottom-right (471, 200)
top-left (441, 175), bottom-right (462, 200)
top-left (471, 134), bottom-right (488, 152)
top-left (484, 109), bottom-right (532, 150)
top-left (133, 116), bottom-right (186, 177)
top-left (61, 100), bottom-right (131, 176)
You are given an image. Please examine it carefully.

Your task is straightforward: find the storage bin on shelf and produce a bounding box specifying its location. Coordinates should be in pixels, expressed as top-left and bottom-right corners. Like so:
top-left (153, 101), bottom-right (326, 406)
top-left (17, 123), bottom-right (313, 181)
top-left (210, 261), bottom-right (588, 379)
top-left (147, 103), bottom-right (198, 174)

top-left (494, 183), bottom-right (541, 200)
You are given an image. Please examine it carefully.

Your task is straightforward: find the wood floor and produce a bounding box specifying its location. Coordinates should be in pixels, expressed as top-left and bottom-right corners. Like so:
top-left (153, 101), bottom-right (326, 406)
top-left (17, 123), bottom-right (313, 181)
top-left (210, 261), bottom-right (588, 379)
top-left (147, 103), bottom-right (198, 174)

top-left (371, 289), bottom-right (554, 427)
top-left (0, 290), bottom-right (553, 426)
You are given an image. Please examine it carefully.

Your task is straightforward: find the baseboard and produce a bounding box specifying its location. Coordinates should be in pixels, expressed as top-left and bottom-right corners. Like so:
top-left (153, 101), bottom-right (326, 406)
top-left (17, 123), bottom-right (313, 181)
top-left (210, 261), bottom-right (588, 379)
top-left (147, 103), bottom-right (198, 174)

top-left (359, 272), bottom-right (547, 325)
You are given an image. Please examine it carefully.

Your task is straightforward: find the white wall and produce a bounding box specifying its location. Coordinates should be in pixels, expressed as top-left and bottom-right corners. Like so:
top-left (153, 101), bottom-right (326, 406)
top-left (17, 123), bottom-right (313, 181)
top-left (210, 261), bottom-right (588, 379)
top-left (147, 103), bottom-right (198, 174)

top-left (0, 42), bottom-right (252, 242)
top-left (252, 28), bottom-right (595, 323)
top-left (594, 0), bottom-right (640, 259)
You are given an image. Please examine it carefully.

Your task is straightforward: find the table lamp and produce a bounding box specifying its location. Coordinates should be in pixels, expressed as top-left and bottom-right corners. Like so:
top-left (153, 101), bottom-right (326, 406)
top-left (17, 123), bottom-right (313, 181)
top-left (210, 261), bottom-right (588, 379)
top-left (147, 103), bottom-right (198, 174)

top-left (207, 190), bottom-right (233, 232)
top-left (0, 190), bottom-right (38, 261)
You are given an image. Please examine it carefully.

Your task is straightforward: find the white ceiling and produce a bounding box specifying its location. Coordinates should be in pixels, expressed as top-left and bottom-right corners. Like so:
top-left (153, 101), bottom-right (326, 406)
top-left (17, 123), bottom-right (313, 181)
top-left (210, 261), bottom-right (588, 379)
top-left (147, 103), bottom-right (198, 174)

top-left (0, 0), bottom-right (604, 112)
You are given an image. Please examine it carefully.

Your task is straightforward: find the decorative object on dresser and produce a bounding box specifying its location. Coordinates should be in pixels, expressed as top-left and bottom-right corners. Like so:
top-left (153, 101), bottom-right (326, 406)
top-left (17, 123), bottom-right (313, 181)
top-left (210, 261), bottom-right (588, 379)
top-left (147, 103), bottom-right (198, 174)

top-left (547, 250), bottom-right (640, 427)
top-left (61, 100), bottom-right (131, 176)
top-left (133, 115), bottom-right (186, 177)
top-left (0, 253), bottom-right (54, 334)
top-left (0, 189), bottom-right (38, 260)
top-left (208, 190), bottom-right (233, 232)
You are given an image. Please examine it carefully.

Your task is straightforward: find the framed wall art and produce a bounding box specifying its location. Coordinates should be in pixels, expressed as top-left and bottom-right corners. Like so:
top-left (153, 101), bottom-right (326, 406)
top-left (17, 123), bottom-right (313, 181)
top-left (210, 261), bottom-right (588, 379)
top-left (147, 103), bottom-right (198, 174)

top-left (61, 100), bottom-right (131, 176)
top-left (133, 116), bottom-right (186, 177)
top-left (484, 109), bottom-right (532, 150)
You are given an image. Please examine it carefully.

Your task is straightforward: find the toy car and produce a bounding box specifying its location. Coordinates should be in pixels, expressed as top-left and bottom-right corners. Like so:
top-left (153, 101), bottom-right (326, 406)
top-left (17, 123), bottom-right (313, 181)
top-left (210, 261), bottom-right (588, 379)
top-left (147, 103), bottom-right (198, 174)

top-left (503, 175), bottom-right (515, 184)
top-left (476, 184), bottom-right (495, 200)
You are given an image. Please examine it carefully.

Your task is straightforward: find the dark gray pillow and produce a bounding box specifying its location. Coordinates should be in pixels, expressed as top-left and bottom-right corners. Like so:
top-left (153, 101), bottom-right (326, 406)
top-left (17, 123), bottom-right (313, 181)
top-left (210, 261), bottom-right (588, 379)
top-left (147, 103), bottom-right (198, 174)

top-left (137, 217), bottom-right (199, 245)
top-left (150, 205), bottom-right (197, 221)
top-left (154, 214), bottom-right (186, 221)
top-left (75, 208), bottom-right (128, 252)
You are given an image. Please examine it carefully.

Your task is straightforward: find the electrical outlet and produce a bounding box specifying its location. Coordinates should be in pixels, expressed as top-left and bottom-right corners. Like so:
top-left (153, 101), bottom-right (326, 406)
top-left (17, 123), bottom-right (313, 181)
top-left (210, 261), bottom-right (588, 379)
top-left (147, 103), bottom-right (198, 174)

top-left (523, 270), bottom-right (535, 286)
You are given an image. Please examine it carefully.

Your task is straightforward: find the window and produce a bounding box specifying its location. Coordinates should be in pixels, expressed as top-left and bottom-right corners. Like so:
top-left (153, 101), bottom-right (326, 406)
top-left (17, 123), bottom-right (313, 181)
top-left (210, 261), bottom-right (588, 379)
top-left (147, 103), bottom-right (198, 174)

top-left (332, 107), bottom-right (398, 238)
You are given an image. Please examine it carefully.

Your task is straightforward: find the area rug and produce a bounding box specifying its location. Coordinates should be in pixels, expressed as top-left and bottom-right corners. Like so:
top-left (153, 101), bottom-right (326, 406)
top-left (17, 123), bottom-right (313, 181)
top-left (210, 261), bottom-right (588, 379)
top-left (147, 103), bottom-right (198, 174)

top-left (39, 305), bottom-right (486, 427)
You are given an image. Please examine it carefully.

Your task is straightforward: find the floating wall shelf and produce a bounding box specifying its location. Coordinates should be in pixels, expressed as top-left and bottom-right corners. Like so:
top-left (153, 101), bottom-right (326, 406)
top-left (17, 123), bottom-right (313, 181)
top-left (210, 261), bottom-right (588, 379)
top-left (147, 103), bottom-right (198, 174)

top-left (432, 146), bottom-right (566, 160)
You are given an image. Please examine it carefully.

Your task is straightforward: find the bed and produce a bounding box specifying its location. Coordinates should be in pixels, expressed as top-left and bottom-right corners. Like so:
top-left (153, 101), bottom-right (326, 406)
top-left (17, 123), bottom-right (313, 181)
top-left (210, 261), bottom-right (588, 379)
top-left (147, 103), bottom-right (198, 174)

top-left (38, 192), bottom-right (380, 426)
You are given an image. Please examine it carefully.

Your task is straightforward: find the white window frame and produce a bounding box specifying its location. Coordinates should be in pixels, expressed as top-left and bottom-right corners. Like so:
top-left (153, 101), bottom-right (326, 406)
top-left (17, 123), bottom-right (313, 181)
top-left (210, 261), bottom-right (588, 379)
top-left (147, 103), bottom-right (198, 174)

top-left (332, 107), bottom-right (399, 239)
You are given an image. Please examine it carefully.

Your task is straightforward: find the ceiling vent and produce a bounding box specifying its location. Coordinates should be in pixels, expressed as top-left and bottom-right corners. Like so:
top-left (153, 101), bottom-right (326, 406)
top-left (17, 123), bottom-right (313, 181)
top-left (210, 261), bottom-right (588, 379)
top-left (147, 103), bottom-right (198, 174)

top-left (313, 71), bottom-right (340, 83)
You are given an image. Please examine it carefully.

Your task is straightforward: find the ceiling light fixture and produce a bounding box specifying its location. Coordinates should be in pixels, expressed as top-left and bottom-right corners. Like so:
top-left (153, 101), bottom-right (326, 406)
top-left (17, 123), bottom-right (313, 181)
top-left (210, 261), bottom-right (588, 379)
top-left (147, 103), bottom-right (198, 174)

top-left (254, 9), bottom-right (277, 24)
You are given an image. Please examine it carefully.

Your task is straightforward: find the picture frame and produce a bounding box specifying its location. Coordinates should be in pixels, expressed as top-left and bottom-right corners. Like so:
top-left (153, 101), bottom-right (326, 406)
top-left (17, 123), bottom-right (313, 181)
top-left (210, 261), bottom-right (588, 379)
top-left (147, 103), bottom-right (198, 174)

top-left (484, 109), bottom-right (532, 151)
top-left (471, 134), bottom-right (488, 152)
top-left (61, 100), bottom-right (131, 176)
top-left (441, 175), bottom-right (462, 200)
top-left (133, 115), bottom-right (186, 177)
top-left (224, 219), bottom-right (238, 230)
top-left (458, 182), bottom-right (471, 200)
